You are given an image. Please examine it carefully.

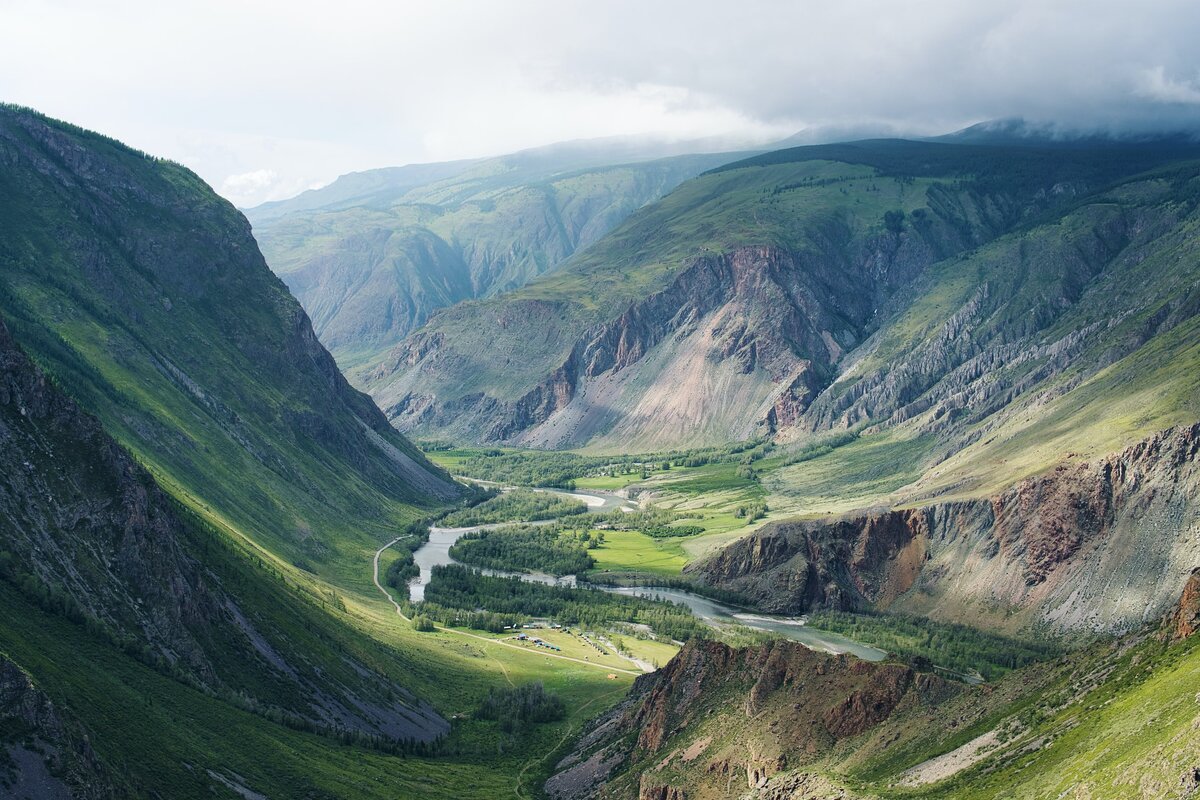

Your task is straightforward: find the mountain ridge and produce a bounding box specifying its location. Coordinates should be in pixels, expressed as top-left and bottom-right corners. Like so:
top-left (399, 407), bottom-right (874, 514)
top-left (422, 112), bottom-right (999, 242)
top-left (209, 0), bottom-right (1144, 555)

top-left (0, 104), bottom-right (457, 581)
top-left (367, 137), bottom-right (1200, 465)
top-left (250, 144), bottom-right (750, 370)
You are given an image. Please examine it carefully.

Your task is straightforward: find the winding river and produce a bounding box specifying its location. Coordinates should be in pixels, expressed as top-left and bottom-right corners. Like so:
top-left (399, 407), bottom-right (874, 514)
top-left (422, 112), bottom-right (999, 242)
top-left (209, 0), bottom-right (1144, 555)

top-left (407, 486), bottom-right (886, 662)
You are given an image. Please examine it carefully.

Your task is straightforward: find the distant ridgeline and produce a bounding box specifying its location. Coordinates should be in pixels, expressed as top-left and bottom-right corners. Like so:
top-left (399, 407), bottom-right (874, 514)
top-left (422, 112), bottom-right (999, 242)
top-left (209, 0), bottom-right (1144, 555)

top-left (247, 138), bottom-right (748, 372)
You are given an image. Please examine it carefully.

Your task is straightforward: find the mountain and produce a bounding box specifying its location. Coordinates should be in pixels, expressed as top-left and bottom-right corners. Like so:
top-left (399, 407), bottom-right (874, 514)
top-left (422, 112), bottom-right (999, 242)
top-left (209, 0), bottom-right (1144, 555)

top-left (547, 590), bottom-right (1200, 799)
top-left (0, 104), bottom-right (457, 581)
top-left (246, 138), bottom-right (753, 370)
top-left (0, 104), bottom-right (476, 797)
top-left (367, 137), bottom-right (1200, 456)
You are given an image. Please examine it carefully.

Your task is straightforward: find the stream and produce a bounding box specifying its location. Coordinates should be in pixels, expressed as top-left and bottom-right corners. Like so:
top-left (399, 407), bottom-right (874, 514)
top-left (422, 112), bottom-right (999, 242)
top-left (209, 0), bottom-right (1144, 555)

top-left (407, 485), bottom-right (886, 662)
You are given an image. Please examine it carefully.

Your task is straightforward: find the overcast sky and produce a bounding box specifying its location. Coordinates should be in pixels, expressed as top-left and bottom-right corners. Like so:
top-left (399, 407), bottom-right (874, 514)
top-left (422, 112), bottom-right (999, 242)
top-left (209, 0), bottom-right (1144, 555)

top-left (4, 0), bottom-right (1199, 207)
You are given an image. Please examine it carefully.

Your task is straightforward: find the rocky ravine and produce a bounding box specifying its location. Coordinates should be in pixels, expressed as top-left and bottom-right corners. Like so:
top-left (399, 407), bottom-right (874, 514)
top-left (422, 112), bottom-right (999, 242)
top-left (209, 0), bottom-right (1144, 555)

top-left (690, 422), bottom-right (1200, 634)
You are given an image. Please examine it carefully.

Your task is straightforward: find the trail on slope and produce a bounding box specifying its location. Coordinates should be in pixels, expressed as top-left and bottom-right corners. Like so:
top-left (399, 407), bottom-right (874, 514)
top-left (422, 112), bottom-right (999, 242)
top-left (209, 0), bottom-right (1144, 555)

top-left (514, 686), bottom-right (627, 800)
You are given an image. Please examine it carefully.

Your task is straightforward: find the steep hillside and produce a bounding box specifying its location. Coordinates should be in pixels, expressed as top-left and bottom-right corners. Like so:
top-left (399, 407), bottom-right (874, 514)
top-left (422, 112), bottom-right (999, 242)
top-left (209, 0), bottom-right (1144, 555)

top-left (548, 583), bottom-right (1200, 800)
top-left (0, 105), bottom-right (457, 584)
top-left (0, 317), bottom-right (446, 737)
top-left (249, 141), bottom-right (745, 369)
top-left (369, 139), bottom-right (1200, 452)
top-left (0, 654), bottom-right (118, 799)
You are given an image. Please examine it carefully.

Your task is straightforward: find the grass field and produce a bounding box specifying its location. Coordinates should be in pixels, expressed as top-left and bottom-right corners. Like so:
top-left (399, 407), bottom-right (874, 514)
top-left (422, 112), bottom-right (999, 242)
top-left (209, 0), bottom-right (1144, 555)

top-left (589, 529), bottom-right (689, 577)
top-left (616, 636), bottom-right (681, 669)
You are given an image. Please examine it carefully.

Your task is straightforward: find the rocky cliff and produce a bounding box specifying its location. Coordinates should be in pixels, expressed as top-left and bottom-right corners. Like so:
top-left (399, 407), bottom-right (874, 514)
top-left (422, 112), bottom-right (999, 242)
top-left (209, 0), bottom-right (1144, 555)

top-left (687, 509), bottom-right (930, 615)
top-left (692, 423), bottom-right (1200, 634)
top-left (1166, 567), bottom-right (1200, 641)
top-left (0, 656), bottom-right (118, 799)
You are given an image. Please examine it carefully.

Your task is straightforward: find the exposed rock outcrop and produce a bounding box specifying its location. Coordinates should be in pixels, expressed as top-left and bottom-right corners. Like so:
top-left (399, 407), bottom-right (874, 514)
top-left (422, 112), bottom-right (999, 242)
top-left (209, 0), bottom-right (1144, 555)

top-left (546, 639), bottom-right (956, 800)
top-left (687, 510), bottom-right (929, 614)
top-left (694, 423), bottom-right (1200, 634)
top-left (1166, 567), bottom-right (1200, 641)
top-left (0, 656), bottom-right (117, 799)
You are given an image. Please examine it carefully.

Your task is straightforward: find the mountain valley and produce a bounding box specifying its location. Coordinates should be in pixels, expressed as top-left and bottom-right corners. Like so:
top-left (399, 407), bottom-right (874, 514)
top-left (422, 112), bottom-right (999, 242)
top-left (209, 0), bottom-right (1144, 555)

top-left (1, 102), bottom-right (1198, 800)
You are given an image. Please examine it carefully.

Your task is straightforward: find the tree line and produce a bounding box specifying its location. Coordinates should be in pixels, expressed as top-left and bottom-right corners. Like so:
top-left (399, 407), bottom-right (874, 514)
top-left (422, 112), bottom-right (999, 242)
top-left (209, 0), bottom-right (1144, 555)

top-left (421, 565), bottom-right (708, 641)
top-left (439, 488), bottom-right (587, 527)
top-left (448, 524), bottom-right (599, 576)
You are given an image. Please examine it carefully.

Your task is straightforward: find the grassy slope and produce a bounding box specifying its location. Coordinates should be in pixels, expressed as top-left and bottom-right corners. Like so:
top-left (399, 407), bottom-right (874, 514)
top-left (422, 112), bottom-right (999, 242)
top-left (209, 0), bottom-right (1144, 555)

top-left (0, 580), bottom-right (631, 800)
top-left (860, 633), bottom-right (1200, 799)
top-left (0, 106), bottom-right (446, 583)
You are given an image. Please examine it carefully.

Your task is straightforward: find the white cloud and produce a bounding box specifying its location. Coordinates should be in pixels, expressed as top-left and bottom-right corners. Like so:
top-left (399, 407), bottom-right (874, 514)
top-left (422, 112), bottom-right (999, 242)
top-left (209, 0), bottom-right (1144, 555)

top-left (1137, 66), bottom-right (1200, 105)
top-left (1, 0), bottom-right (1198, 207)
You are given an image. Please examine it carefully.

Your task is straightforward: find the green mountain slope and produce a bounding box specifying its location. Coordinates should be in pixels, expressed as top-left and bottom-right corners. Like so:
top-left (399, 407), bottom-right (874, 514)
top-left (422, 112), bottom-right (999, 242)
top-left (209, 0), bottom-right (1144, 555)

top-left (248, 141), bottom-right (748, 370)
top-left (367, 138), bottom-right (1200, 454)
top-left (0, 105), bottom-right (457, 586)
top-left (0, 315), bottom-right (447, 752)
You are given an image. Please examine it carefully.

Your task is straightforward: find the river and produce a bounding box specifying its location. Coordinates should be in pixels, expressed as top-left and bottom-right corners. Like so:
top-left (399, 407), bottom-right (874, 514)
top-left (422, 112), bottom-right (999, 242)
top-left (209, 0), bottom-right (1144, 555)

top-left (407, 485), bottom-right (886, 662)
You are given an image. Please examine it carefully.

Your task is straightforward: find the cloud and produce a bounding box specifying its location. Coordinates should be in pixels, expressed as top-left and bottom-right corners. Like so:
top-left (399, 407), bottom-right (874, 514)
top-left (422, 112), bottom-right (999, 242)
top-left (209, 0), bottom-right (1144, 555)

top-left (1137, 66), bottom-right (1200, 105)
top-left (2, 0), bottom-right (1198, 205)
top-left (222, 168), bottom-right (277, 195)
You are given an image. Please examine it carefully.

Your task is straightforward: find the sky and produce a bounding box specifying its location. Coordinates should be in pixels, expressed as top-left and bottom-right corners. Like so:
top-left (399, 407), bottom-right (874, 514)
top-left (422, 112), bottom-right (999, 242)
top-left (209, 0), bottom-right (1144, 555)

top-left (3, 0), bottom-right (1200, 208)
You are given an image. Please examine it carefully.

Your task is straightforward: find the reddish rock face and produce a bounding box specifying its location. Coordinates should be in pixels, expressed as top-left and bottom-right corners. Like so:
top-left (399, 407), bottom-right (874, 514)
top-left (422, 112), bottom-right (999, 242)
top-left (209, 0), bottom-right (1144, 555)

top-left (822, 664), bottom-right (915, 738)
top-left (639, 776), bottom-right (687, 800)
top-left (548, 638), bottom-right (958, 800)
top-left (1168, 568), bottom-right (1200, 641)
